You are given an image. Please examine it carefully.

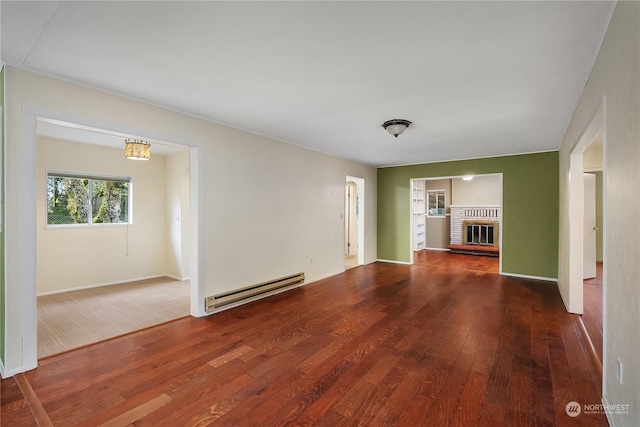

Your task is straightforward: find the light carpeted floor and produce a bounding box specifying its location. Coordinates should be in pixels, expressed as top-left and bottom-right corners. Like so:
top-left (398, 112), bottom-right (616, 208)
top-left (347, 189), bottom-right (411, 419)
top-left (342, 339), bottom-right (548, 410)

top-left (37, 277), bottom-right (190, 359)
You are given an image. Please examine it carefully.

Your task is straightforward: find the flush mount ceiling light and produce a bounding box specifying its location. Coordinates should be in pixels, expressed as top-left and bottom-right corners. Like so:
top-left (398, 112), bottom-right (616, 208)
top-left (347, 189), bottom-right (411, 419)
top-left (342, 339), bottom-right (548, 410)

top-left (382, 119), bottom-right (412, 138)
top-left (462, 175), bottom-right (474, 181)
top-left (124, 138), bottom-right (151, 160)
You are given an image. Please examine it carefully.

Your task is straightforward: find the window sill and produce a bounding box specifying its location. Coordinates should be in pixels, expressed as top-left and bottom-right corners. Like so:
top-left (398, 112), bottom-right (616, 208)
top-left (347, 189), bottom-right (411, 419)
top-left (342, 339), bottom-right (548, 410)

top-left (45, 223), bottom-right (132, 230)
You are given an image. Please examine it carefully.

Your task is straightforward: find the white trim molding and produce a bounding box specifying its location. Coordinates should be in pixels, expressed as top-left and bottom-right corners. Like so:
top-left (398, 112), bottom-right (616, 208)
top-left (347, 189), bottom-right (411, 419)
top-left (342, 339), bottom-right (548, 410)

top-left (376, 259), bottom-right (412, 265)
top-left (36, 275), bottom-right (171, 297)
top-left (500, 272), bottom-right (558, 283)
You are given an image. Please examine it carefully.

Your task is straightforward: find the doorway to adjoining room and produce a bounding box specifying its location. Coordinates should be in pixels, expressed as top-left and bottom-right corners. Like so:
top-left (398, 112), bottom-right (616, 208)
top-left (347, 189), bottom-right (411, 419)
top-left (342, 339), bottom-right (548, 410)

top-left (582, 130), bottom-right (605, 367)
top-left (410, 174), bottom-right (503, 270)
top-left (568, 102), bottom-right (606, 375)
top-left (345, 176), bottom-right (365, 270)
top-left (35, 118), bottom-right (193, 359)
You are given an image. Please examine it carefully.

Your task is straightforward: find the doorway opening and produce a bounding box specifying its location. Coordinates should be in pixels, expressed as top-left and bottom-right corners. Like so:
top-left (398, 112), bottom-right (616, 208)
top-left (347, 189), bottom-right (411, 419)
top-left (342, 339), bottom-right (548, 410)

top-left (35, 118), bottom-right (197, 359)
top-left (410, 174), bottom-right (503, 273)
top-left (345, 176), bottom-right (365, 270)
top-left (571, 114), bottom-right (605, 368)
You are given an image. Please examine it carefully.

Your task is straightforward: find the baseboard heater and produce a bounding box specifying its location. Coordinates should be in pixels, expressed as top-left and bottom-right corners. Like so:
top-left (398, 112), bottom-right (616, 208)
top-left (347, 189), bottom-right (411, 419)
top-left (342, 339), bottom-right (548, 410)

top-left (205, 272), bottom-right (305, 313)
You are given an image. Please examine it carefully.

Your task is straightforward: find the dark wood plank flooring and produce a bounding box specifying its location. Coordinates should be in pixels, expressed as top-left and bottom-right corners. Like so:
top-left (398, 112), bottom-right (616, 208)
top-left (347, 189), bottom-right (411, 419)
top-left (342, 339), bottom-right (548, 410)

top-left (0, 374), bottom-right (39, 426)
top-left (2, 251), bottom-right (606, 426)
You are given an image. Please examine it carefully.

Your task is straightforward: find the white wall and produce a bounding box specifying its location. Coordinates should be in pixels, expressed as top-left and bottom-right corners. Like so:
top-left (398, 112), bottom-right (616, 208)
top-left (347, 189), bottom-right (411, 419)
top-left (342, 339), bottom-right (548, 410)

top-left (558, 2), bottom-right (639, 425)
top-left (2, 66), bottom-right (377, 375)
top-left (36, 137), bottom-right (167, 294)
top-left (451, 175), bottom-right (501, 205)
top-left (165, 150), bottom-right (190, 279)
top-left (583, 132), bottom-right (603, 172)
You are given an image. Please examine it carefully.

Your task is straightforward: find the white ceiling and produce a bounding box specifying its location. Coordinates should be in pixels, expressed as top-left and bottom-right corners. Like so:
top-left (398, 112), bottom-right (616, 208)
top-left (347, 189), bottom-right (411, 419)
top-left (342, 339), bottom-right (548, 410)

top-left (2, 1), bottom-right (615, 167)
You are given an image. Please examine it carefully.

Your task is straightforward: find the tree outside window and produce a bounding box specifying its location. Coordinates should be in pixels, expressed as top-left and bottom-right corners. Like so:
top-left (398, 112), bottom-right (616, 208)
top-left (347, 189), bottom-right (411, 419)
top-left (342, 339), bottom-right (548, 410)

top-left (47, 174), bottom-right (131, 225)
top-left (427, 190), bottom-right (446, 217)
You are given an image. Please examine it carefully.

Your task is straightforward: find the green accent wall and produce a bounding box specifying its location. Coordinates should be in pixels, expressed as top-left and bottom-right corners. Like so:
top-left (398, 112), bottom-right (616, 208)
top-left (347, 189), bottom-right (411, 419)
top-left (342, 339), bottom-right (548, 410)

top-left (378, 151), bottom-right (559, 278)
top-left (0, 67), bottom-right (4, 363)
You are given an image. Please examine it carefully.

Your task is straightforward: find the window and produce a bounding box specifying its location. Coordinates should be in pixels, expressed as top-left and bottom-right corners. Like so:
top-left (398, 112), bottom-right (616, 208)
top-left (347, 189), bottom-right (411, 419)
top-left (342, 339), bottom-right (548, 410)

top-left (427, 190), bottom-right (446, 217)
top-left (47, 173), bottom-right (131, 226)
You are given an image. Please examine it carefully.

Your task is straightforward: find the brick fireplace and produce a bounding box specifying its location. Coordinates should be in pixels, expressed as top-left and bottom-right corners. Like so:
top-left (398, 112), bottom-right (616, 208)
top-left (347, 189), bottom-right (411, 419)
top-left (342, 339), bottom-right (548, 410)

top-left (449, 205), bottom-right (501, 255)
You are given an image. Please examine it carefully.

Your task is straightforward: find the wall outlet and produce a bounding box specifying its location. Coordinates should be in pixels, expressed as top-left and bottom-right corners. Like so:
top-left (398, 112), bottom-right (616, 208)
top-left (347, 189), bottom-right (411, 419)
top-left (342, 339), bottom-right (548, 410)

top-left (617, 358), bottom-right (623, 384)
top-left (310, 258), bottom-right (313, 264)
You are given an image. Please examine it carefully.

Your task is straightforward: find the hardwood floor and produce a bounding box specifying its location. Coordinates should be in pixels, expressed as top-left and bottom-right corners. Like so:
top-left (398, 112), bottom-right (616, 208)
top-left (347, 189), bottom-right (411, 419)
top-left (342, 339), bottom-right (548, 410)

top-left (2, 252), bottom-right (606, 426)
top-left (413, 249), bottom-right (499, 273)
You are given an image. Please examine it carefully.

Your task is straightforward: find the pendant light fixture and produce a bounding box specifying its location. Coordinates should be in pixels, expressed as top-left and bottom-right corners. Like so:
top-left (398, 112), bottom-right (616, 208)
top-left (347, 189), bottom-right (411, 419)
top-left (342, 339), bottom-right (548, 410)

top-left (124, 138), bottom-right (151, 160)
top-left (382, 119), bottom-right (412, 138)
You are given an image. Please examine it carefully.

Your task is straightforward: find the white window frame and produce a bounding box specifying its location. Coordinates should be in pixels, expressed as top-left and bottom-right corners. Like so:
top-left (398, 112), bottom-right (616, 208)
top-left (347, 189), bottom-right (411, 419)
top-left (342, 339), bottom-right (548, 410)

top-left (427, 189), bottom-right (446, 218)
top-left (46, 171), bottom-right (133, 228)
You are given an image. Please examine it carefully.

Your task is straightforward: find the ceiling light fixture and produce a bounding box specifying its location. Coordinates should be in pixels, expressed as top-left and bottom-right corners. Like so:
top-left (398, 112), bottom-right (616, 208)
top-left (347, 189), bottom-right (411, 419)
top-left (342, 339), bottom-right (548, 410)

top-left (124, 138), bottom-right (151, 160)
top-left (462, 175), bottom-right (474, 181)
top-left (382, 119), bottom-right (412, 138)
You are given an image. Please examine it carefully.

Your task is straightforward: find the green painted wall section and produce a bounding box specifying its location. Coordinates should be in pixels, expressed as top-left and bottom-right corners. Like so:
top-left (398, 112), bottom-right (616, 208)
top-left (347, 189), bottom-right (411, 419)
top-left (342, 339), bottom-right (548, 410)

top-left (0, 67), bottom-right (4, 363)
top-left (378, 151), bottom-right (559, 278)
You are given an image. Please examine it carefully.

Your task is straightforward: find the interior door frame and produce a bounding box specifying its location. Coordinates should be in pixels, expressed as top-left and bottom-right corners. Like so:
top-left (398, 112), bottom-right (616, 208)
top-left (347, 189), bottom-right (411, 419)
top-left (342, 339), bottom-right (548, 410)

top-left (345, 175), bottom-right (365, 267)
top-left (409, 173), bottom-right (503, 274)
top-left (344, 181), bottom-right (356, 256)
top-left (568, 99), bottom-right (606, 315)
top-left (583, 172), bottom-right (597, 279)
top-left (7, 106), bottom-right (202, 375)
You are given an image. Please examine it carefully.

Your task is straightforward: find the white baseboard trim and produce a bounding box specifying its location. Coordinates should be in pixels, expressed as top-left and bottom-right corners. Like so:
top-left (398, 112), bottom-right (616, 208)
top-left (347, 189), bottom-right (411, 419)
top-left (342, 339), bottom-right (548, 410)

top-left (313, 271), bottom-right (346, 282)
top-left (376, 259), bottom-right (412, 265)
top-left (424, 247), bottom-right (450, 252)
top-left (500, 272), bottom-right (558, 283)
top-left (37, 274), bottom-right (168, 296)
top-left (166, 274), bottom-right (190, 281)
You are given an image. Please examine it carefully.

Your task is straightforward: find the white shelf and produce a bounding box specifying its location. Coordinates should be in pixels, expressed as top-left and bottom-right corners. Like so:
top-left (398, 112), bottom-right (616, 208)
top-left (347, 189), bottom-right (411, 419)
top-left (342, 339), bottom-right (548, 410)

top-left (412, 180), bottom-right (426, 251)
